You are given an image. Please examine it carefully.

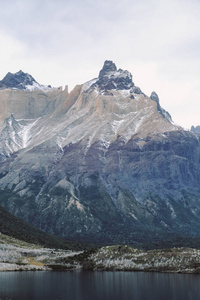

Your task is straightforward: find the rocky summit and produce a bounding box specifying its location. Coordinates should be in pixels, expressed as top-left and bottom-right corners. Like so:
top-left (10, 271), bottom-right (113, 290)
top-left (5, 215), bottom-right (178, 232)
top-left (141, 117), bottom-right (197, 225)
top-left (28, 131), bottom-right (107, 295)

top-left (92, 60), bottom-right (135, 91)
top-left (0, 70), bottom-right (51, 91)
top-left (0, 61), bottom-right (200, 246)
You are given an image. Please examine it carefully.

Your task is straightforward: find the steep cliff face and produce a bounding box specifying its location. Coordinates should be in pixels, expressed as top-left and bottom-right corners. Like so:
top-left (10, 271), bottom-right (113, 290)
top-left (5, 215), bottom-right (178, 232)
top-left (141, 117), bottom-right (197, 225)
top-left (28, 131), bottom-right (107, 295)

top-left (0, 61), bottom-right (200, 245)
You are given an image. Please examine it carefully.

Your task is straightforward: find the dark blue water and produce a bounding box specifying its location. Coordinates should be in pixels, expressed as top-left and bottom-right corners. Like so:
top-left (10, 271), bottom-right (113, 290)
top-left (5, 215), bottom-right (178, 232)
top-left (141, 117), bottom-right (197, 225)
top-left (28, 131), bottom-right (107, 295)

top-left (0, 271), bottom-right (200, 300)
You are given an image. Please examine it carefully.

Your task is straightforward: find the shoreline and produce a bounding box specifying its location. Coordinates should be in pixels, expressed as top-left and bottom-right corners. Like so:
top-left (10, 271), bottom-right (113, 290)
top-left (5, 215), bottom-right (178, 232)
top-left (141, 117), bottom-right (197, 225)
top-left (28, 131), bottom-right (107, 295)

top-left (1, 241), bottom-right (200, 274)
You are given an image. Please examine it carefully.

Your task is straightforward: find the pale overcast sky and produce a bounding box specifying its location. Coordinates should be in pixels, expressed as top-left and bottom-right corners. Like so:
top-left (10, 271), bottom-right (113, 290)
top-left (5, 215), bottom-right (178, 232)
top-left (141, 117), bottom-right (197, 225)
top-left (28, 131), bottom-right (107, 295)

top-left (0, 0), bottom-right (200, 129)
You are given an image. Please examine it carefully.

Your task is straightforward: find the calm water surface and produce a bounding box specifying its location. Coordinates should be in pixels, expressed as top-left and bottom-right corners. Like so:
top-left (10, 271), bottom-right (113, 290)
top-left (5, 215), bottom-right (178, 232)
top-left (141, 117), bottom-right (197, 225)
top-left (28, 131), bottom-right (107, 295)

top-left (0, 271), bottom-right (200, 300)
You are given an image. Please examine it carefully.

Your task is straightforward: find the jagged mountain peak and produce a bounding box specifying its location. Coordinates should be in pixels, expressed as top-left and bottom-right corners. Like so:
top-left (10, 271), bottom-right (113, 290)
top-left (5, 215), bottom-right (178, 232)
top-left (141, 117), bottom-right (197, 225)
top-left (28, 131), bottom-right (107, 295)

top-left (150, 91), bottom-right (159, 102)
top-left (191, 125), bottom-right (200, 135)
top-left (0, 70), bottom-right (52, 91)
top-left (0, 70), bottom-right (37, 89)
top-left (99, 60), bottom-right (117, 78)
top-left (91, 60), bottom-right (135, 91)
top-left (150, 91), bottom-right (172, 122)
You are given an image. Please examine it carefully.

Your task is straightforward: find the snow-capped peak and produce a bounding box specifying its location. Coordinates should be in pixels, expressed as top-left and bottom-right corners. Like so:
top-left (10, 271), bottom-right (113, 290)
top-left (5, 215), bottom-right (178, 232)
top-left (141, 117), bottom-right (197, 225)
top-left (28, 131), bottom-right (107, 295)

top-left (91, 60), bottom-right (135, 91)
top-left (0, 70), bottom-right (52, 91)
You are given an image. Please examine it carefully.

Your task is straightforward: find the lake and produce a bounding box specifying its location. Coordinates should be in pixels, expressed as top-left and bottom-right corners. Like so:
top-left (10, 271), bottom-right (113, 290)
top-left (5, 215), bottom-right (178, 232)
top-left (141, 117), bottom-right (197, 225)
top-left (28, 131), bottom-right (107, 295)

top-left (0, 271), bottom-right (200, 300)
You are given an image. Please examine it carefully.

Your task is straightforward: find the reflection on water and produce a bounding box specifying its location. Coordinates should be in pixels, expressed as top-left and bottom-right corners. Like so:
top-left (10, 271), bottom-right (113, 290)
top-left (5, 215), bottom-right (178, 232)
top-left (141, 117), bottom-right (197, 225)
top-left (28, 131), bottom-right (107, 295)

top-left (0, 271), bottom-right (200, 300)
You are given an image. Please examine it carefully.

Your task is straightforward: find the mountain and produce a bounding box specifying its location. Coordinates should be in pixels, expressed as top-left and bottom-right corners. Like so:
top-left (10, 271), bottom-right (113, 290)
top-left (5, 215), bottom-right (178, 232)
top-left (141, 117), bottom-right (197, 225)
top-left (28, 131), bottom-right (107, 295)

top-left (0, 60), bottom-right (200, 245)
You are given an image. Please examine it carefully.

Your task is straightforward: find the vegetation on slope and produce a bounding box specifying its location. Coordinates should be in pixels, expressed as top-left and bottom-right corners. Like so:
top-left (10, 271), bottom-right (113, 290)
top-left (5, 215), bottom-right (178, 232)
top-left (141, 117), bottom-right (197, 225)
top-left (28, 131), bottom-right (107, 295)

top-left (0, 205), bottom-right (84, 250)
